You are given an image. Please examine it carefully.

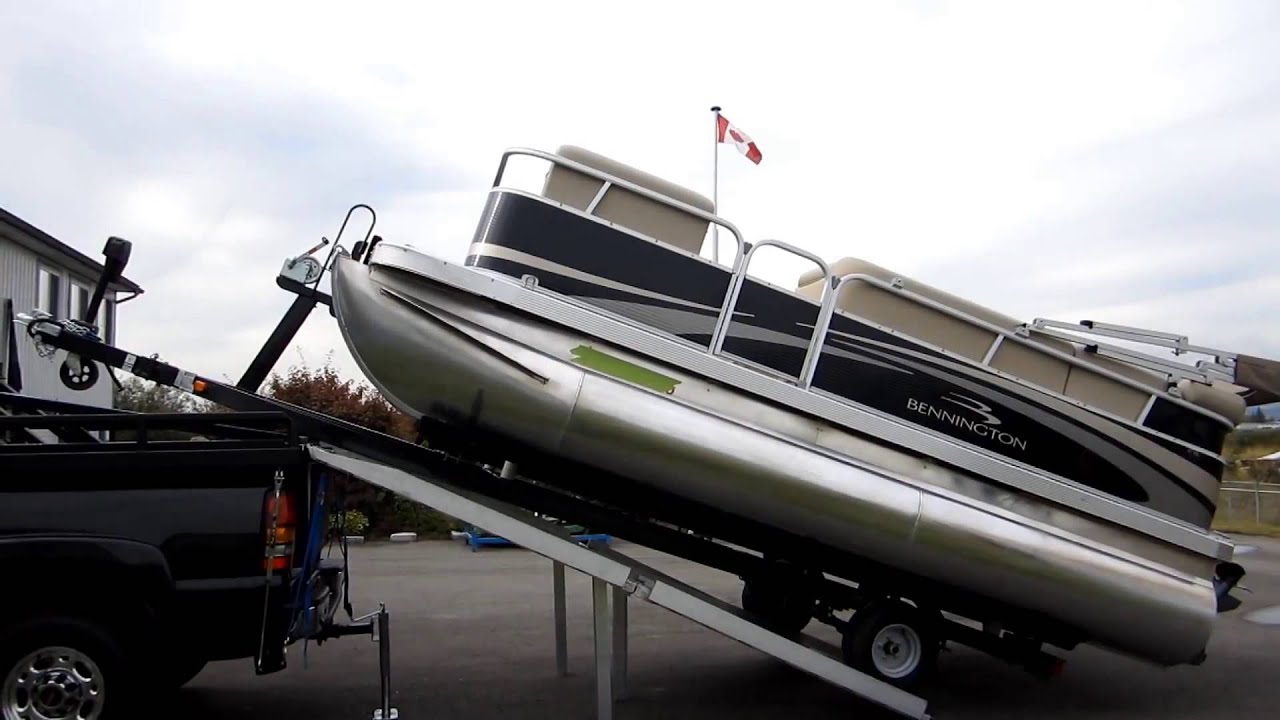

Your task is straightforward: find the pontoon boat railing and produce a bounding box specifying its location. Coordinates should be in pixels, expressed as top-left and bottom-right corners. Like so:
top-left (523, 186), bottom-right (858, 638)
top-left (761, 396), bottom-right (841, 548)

top-left (492, 147), bottom-right (750, 271)
top-left (808, 273), bottom-right (1238, 430)
top-left (485, 148), bottom-right (1235, 438)
top-left (491, 148), bottom-right (838, 383)
top-left (709, 239), bottom-right (832, 381)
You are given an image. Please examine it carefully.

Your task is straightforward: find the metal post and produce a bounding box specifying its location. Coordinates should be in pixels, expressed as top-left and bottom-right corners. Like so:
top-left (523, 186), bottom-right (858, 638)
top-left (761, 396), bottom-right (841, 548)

top-left (553, 560), bottom-right (568, 677)
top-left (711, 105), bottom-right (721, 265)
top-left (592, 577), bottom-right (613, 720)
top-left (611, 585), bottom-right (628, 701)
top-left (374, 606), bottom-right (397, 720)
top-left (1256, 474), bottom-right (1262, 525)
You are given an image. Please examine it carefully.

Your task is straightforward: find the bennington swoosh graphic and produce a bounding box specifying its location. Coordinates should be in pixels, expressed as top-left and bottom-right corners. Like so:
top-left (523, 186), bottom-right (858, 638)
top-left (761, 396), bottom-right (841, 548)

top-left (942, 393), bottom-right (1002, 426)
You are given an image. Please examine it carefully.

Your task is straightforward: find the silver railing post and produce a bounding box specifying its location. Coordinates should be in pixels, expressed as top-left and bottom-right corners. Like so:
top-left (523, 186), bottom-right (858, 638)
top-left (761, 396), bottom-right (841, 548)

top-left (709, 240), bottom-right (832, 384)
top-left (1257, 474), bottom-right (1263, 525)
top-left (801, 276), bottom-right (844, 388)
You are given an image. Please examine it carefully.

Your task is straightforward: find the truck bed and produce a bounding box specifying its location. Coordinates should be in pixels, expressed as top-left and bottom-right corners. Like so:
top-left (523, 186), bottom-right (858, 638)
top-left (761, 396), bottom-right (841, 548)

top-left (0, 397), bottom-right (346, 711)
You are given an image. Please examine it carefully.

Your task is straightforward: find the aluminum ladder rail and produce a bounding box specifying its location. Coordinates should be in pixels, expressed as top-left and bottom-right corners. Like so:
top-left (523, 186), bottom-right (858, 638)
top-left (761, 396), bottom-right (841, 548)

top-left (308, 444), bottom-right (932, 720)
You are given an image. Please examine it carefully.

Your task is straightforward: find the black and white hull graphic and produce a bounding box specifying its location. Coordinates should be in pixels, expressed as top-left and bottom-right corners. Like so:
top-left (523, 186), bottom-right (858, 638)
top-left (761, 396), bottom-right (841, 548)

top-left (466, 190), bottom-right (1226, 527)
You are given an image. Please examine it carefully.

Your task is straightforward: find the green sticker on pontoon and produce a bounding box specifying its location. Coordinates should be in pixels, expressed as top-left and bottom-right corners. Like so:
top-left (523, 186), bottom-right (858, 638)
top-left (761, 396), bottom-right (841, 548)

top-left (570, 345), bottom-right (680, 395)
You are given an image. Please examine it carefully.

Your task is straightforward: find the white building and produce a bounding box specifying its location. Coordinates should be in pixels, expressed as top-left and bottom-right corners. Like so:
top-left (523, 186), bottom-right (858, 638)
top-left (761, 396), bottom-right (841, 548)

top-left (0, 206), bottom-right (143, 408)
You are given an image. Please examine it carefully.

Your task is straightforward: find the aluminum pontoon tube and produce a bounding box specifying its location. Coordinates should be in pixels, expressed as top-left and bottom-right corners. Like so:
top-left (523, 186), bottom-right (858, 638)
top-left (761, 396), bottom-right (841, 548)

top-left (330, 253), bottom-right (1219, 666)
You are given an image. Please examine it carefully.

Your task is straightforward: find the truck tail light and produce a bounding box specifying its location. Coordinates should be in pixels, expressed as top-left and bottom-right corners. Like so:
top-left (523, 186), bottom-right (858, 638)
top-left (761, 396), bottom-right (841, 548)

top-left (264, 491), bottom-right (298, 572)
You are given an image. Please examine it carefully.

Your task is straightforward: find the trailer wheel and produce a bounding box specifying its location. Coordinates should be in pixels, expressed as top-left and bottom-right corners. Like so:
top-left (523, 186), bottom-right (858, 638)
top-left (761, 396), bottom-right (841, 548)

top-left (741, 577), bottom-right (814, 636)
top-left (0, 617), bottom-right (132, 720)
top-left (842, 600), bottom-right (939, 689)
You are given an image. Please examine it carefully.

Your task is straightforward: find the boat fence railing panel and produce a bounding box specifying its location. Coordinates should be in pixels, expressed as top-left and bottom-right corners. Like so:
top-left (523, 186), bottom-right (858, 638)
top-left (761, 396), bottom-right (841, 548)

top-left (813, 273), bottom-right (1237, 431)
top-left (492, 147), bottom-right (750, 269)
top-left (708, 238), bottom-right (833, 383)
top-left (492, 146), bottom-right (848, 386)
top-left (488, 146), bottom-right (1239, 436)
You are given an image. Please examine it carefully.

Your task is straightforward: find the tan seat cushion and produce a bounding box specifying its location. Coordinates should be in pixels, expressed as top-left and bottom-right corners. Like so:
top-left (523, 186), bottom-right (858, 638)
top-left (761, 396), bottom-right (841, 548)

top-left (1177, 378), bottom-right (1246, 425)
top-left (542, 145), bottom-right (714, 256)
top-left (1063, 348), bottom-right (1165, 420)
top-left (796, 257), bottom-right (1017, 361)
top-left (795, 257), bottom-right (1177, 421)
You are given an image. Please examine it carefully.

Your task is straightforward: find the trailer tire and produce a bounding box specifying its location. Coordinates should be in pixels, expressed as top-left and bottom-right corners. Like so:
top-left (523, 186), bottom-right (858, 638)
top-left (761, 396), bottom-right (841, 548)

top-left (0, 616), bottom-right (134, 720)
top-left (842, 600), bottom-right (939, 689)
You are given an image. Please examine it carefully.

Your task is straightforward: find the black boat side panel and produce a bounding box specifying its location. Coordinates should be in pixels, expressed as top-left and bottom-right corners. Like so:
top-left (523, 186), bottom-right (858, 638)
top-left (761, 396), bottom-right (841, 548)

top-left (467, 191), bottom-right (1221, 526)
top-left (1144, 396), bottom-right (1230, 460)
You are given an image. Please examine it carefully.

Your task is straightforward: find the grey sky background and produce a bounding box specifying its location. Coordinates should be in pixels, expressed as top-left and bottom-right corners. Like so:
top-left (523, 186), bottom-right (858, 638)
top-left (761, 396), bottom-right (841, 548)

top-left (2, 1), bottom-right (1277, 385)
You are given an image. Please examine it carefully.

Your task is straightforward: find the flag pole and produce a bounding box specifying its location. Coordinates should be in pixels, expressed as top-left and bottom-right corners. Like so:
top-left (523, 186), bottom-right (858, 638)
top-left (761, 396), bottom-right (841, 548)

top-left (710, 105), bottom-right (721, 264)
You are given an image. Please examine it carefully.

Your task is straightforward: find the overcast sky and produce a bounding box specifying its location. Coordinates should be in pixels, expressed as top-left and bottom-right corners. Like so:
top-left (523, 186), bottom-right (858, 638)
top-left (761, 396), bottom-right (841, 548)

top-left (2, 1), bottom-right (1278, 388)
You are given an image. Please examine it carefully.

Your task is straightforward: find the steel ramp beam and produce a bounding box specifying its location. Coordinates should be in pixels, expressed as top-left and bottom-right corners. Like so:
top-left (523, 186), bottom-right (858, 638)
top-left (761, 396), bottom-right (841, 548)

top-left (307, 444), bottom-right (931, 720)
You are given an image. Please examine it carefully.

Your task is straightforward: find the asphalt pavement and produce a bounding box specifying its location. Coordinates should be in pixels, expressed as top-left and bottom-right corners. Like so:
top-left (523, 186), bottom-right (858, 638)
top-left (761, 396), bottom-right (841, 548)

top-left (175, 536), bottom-right (1280, 720)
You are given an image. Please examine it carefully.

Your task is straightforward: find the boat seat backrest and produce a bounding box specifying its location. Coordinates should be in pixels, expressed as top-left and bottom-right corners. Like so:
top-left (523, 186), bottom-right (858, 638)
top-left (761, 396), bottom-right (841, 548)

top-left (1062, 348), bottom-right (1166, 420)
top-left (1177, 378), bottom-right (1247, 425)
top-left (796, 257), bottom-right (1023, 362)
top-left (541, 145), bottom-right (715, 257)
top-left (795, 257), bottom-right (1191, 423)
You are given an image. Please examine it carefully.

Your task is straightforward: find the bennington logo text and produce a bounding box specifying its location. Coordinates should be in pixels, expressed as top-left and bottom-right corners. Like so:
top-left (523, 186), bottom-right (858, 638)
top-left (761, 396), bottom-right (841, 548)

top-left (906, 393), bottom-right (1028, 451)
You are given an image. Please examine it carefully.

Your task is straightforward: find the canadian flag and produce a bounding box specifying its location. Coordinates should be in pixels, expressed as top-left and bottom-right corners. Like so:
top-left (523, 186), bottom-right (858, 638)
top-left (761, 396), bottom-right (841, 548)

top-left (717, 113), bottom-right (762, 165)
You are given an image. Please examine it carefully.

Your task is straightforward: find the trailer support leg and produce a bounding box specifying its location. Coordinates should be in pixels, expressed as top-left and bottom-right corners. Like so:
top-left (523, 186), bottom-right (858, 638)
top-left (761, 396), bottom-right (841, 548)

top-left (612, 585), bottom-right (628, 700)
top-left (371, 604), bottom-right (398, 719)
top-left (592, 577), bottom-right (614, 720)
top-left (553, 560), bottom-right (568, 677)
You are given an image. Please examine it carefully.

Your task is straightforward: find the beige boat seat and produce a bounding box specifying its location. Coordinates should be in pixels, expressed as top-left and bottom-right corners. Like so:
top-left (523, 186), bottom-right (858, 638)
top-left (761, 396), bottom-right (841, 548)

top-left (1177, 379), bottom-right (1247, 425)
top-left (541, 145), bottom-right (715, 256)
top-left (793, 257), bottom-right (1209, 423)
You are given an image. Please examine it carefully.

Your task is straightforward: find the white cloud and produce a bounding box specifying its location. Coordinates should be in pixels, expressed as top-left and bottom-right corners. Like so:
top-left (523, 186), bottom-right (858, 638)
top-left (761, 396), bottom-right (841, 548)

top-left (1, 0), bottom-right (1277, 391)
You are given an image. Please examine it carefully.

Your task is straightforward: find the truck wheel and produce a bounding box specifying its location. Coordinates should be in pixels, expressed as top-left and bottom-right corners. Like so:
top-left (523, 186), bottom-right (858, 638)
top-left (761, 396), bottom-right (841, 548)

top-left (741, 577), bottom-right (814, 636)
top-left (841, 600), bottom-right (939, 689)
top-left (0, 617), bottom-right (130, 720)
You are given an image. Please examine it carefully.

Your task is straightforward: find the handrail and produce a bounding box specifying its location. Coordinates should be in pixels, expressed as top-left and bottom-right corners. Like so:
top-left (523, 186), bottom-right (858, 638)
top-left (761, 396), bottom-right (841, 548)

top-left (708, 239), bottom-right (832, 386)
top-left (810, 272), bottom-right (1237, 429)
top-left (493, 147), bottom-right (749, 272)
top-left (488, 147), bottom-right (1229, 434)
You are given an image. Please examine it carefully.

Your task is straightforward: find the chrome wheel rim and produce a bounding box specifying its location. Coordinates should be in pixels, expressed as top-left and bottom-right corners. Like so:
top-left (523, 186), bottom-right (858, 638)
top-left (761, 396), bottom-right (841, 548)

top-left (870, 623), bottom-right (922, 679)
top-left (3, 646), bottom-right (104, 720)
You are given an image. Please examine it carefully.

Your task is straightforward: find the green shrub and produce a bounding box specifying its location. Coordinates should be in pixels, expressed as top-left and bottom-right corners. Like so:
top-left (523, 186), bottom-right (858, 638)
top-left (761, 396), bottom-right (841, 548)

top-left (375, 496), bottom-right (462, 539)
top-left (335, 509), bottom-right (370, 537)
top-left (1223, 427), bottom-right (1280, 461)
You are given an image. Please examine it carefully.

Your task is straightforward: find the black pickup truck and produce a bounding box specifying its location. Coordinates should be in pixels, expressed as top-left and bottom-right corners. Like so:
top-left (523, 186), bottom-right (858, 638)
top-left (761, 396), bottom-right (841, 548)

top-left (0, 392), bottom-right (354, 719)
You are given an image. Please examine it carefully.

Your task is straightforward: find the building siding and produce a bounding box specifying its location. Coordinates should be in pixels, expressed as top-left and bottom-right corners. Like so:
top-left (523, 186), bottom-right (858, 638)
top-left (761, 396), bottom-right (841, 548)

top-left (0, 236), bottom-right (38, 318)
top-left (1, 235), bottom-right (114, 408)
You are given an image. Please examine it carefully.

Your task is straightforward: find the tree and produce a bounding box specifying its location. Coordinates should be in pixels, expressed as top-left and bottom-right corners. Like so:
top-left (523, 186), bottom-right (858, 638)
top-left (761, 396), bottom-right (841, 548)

top-left (1248, 406), bottom-right (1268, 423)
top-left (111, 376), bottom-right (222, 440)
top-left (263, 361), bottom-right (458, 538)
top-left (264, 362), bottom-right (415, 440)
top-left (113, 376), bottom-right (202, 413)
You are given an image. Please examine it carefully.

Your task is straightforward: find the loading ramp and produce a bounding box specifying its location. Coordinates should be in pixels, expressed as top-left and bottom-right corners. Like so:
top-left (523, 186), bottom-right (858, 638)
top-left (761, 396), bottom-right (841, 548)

top-left (311, 444), bottom-right (932, 720)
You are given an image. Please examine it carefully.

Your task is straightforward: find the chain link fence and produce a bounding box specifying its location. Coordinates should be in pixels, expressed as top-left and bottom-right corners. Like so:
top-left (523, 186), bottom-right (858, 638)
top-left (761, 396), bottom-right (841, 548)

top-left (1215, 459), bottom-right (1280, 527)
